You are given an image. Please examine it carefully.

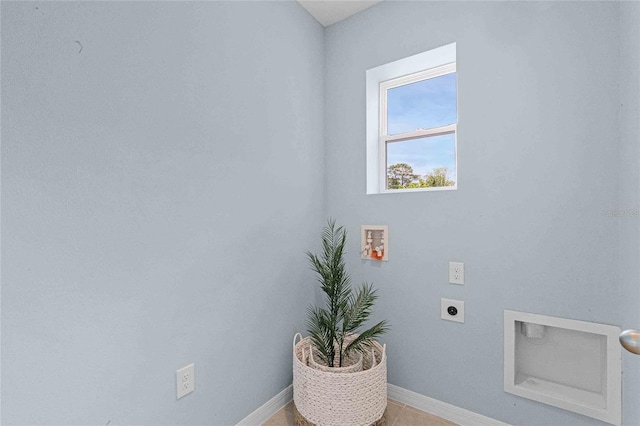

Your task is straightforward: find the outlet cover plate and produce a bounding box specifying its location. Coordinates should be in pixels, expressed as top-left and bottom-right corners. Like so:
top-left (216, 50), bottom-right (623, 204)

top-left (449, 262), bottom-right (464, 285)
top-left (441, 298), bottom-right (465, 323)
top-left (176, 363), bottom-right (195, 399)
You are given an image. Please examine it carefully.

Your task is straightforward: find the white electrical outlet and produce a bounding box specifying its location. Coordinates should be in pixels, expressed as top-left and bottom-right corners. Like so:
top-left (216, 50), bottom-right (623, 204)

top-left (176, 363), bottom-right (195, 399)
top-left (449, 262), bottom-right (464, 285)
top-left (441, 298), bottom-right (465, 323)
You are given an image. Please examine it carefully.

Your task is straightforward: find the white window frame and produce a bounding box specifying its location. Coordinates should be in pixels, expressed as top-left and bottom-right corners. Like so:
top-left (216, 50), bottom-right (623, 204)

top-left (366, 43), bottom-right (457, 194)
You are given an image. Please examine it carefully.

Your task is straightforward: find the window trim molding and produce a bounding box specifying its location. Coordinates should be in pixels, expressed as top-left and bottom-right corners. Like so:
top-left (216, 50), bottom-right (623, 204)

top-left (366, 42), bottom-right (457, 194)
top-left (383, 124), bottom-right (457, 143)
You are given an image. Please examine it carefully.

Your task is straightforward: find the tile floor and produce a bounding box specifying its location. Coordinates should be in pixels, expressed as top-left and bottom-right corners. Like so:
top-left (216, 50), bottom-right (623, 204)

top-left (263, 399), bottom-right (458, 426)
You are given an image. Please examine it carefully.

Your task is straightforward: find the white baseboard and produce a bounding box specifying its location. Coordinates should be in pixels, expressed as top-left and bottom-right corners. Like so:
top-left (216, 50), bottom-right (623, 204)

top-left (235, 384), bottom-right (293, 426)
top-left (388, 384), bottom-right (510, 426)
top-left (236, 383), bottom-right (508, 426)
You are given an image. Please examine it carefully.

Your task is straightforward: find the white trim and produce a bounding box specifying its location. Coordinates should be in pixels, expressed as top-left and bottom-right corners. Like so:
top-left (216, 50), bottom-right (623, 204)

top-left (378, 131), bottom-right (387, 192)
top-left (235, 385), bottom-right (292, 426)
top-left (380, 62), bottom-right (456, 94)
top-left (380, 185), bottom-right (457, 195)
top-left (387, 384), bottom-right (510, 426)
top-left (383, 124), bottom-right (456, 143)
top-left (237, 383), bottom-right (507, 426)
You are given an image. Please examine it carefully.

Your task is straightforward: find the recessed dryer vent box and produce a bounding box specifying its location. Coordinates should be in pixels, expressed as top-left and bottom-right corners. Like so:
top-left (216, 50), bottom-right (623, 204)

top-left (504, 310), bottom-right (621, 425)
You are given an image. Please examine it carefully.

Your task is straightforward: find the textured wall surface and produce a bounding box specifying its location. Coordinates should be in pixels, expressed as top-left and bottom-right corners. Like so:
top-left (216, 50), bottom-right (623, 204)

top-left (619, 1), bottom-right (640, 424)
top-left (1, 2), bottom-right (324, 424)
top-left (324, 2), bottom-right (635, 425)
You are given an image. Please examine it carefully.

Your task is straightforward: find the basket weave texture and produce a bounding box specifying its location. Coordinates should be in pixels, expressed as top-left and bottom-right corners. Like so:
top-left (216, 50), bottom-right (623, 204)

top-left (293, 333), bottom-right (387, 426)
top-left (308, 343), bottom-right (363, 374)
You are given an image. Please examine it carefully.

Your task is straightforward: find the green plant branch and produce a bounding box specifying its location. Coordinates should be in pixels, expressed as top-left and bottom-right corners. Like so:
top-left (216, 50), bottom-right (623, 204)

top-left (306, 219), bottom-right (389, 368)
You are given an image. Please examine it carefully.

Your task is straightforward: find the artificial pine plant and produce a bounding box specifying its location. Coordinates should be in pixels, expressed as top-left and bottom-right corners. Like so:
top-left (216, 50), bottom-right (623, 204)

top-left (306, 219), bottom-right (389, 368)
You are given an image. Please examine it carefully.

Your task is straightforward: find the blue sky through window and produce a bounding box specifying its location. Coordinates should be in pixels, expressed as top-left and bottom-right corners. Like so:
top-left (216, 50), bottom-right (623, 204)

top-left (386, 72), bottom-right (456, 180)
top-left (387, 134), bottom-right (456, 180)
top-left (387, 72), bottom-right (457, 135)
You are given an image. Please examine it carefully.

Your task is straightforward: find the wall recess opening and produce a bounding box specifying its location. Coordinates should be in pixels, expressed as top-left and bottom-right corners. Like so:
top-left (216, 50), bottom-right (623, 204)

top-left (361, 225), bottom-right (388, 261)
top-left (504, 310), bottom-right (621, 425)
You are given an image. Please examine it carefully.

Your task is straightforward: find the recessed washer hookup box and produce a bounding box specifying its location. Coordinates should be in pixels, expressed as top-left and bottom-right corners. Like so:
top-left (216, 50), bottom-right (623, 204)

top-left (504, 310), bottom-right (621, 426)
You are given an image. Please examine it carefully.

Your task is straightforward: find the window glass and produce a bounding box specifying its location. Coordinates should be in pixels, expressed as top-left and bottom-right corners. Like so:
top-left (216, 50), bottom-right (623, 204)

top-left (386, 72), bottom-right (457, 135)
top-left (386, 133), bottom-right (456, 189)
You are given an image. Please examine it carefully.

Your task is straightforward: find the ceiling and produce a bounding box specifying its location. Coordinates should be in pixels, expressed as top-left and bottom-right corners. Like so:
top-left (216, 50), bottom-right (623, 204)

top-left (297, 0), bottom-right (383, 27)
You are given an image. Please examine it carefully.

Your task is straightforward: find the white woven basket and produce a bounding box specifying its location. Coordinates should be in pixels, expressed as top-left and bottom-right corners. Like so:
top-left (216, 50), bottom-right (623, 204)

top-left (293, 333), bottom-right (387, 426)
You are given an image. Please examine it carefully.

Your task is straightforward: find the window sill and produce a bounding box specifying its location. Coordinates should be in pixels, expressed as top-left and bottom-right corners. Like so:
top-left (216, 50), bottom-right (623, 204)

top-left (372, 185), bottom-right (457, 195)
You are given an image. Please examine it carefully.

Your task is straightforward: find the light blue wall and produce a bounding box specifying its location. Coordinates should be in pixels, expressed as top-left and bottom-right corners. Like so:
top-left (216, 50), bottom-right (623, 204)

top-left (325, 1), bottom-right (635, 425)
top-left (1, 2), bottom-right (324, 424)
top-left (2, 1), bottom-right (638, 425)
top-left (619, 1), bottom-right (640, 424)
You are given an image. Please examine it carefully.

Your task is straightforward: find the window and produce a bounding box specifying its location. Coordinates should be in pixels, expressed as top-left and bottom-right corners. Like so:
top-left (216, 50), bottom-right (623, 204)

top-left (366, 43), bottom-right (457, 194)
